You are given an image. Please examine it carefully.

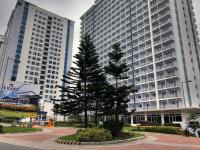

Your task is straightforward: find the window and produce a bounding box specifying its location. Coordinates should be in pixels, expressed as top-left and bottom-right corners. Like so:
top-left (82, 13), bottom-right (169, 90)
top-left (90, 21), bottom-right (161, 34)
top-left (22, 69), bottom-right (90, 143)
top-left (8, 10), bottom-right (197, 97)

top-left (164, 114), bottom-right (182, 123)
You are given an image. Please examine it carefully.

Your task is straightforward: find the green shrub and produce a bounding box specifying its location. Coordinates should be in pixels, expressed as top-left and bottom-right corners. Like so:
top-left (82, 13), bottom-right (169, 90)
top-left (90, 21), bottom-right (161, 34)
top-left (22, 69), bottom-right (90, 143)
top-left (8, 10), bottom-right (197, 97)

top-left (0, 125), bottom-right (3, 133)
top-left (97, 123), bottom-right (103, 128)
top-left (54, 120), bottom-right (85, 127)
top-left (138, 121), bottom-right (160, 126)
top-left (132, 126), bottom-right (184, 135)
top-left (11, 121), bottom-right (17, 127)
top-left (54, 121), bottom-right (73, 127)
top-left (103, 121), bottom-right (123, 137)
top-left (124, 123), bottom-right (131, 127)
top-left (163, 123), bottom-right (181, 128)
top-left (0, 117), bottom-right (15, 123)
top-left (76, 129), bottom-right (83, 134)
top-left (131, 126), bottom-right (146, 132)
top-left (78, 128), bottom-right (112, 142)
top-left (118, 131), bottom-right (134, 139)
top-left (88, 122), bottom-right (96, 128)
top-left (197, 130), bottom-right (200, 137)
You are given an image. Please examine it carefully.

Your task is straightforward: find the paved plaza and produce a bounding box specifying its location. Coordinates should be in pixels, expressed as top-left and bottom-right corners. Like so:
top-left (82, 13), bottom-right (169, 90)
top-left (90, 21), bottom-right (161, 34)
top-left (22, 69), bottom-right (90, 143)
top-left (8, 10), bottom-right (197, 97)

top-left (0, 127), bottom-right (200, 150)
top-left (0, 142), bottom-right (40, 150)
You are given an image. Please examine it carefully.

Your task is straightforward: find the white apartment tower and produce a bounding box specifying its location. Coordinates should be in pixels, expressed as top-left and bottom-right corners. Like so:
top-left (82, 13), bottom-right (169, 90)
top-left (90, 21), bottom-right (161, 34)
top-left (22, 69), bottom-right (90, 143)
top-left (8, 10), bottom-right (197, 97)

top-left (81, 0), bottom-right (200, 127)
top-left (0, 0), bottom-right (74, 116)
top-left (0, 35), bottom-right (4, 54)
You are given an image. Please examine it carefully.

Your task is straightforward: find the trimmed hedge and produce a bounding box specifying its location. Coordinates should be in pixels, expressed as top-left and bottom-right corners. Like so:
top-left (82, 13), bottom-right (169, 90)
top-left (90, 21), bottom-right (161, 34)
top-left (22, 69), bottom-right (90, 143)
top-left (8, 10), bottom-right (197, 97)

top-left (0, 125), bottom-right (3, 133)
top-left (54, 121), bottom-right (96, 128)
top-left (132, 126), bottom-right (184, 135)
top-left (78, 128), bottom-right (112, 142)
top-left (54, 121), bottom-right (74, 127)
top-left (163, 123), bottom-right (181, 128)
top-left (123, 123), bottom-right (131, 127)
top-left (138, 121), bottom-right (160, 126)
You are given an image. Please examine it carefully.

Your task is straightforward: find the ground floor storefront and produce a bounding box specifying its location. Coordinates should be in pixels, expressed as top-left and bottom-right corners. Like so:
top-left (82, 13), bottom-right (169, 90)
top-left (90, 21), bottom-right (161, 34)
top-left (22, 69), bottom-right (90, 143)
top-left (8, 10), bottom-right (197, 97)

top-left (54, 108), bottom-right (200, 129)
top-left (130, 108), bottom-right (200, 128)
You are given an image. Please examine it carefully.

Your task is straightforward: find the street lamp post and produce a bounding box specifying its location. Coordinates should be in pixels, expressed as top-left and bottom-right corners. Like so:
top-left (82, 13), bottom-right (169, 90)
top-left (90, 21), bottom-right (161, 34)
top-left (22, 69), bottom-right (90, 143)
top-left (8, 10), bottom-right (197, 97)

top-left (181, 80), bottom-right (192, 108)
top-left (0, 57), bottom-right (21, 97)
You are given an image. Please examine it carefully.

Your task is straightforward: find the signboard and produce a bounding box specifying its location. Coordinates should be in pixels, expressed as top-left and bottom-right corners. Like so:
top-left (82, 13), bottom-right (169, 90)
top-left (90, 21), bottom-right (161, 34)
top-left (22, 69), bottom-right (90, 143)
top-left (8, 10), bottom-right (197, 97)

top-left (0, 81), bottom-right (40, 99)
top-left (0, 81), bottom-right (40, 118)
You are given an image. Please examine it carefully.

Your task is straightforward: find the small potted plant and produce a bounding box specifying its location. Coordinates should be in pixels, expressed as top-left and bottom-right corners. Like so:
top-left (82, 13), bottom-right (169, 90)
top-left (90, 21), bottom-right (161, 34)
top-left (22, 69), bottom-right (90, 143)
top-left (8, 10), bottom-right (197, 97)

top-left (184, 128), bottom-right (190, 137)
top-left (197, 129), bottom-right (200, 137)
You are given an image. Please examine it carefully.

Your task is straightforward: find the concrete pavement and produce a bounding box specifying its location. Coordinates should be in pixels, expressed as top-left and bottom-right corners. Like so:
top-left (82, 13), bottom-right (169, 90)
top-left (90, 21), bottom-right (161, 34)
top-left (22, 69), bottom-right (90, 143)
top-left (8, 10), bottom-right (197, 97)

top-left (0, 142), bottom-right (40, 150)
top-left (0, 127), bottom-right (200, 150)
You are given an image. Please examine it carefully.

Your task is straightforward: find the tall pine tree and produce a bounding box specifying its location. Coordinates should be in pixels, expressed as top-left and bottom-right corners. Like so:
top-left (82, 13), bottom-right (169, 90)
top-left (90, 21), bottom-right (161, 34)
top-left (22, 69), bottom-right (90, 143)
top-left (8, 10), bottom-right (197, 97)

top-left (53, 34), bottom-right (103, 127)
top-left (104, 43), bottom-right (131, 121)
top-left (88, 68), bottom-right (109, 126)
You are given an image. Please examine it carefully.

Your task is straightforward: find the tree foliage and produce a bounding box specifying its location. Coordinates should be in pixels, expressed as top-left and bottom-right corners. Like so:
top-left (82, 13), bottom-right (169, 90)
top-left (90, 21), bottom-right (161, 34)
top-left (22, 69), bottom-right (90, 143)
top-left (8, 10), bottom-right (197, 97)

top-left (104, 43), bottom-right (131, 121)
top-left (53, 34), bottom-right (106, 127)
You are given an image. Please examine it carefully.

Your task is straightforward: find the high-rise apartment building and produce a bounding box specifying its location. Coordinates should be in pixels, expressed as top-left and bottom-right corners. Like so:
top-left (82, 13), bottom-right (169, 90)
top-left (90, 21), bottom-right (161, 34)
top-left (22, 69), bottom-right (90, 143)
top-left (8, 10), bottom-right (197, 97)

top-left (0, 35), bottom-right (4, 53)
top-left (81, 0), bottom-right (200, 127)
top-left (191, 0), bottom-right (200, 45)
top-left (0, 0), bottom-right (74, 117)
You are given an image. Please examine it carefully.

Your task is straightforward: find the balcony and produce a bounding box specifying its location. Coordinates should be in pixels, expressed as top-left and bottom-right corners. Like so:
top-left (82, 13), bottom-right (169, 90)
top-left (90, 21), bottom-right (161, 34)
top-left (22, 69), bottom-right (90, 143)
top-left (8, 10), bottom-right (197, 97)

top-left (158, 82), bottom-right (180, 90)
top-left (159, 99), bottom-right (184, 109)
top-left (156, 61), bottom-right (178, 71)
top-left (153, 19), bottom-right (172, 31)
top-left (135, 103), bottom-right (157, 111)
top-left (155, 53), bottom-right (176, 63)
top-left (154, 35), bottom-right (174, 46)
top-left (162, 44), bottom-right (175, 52)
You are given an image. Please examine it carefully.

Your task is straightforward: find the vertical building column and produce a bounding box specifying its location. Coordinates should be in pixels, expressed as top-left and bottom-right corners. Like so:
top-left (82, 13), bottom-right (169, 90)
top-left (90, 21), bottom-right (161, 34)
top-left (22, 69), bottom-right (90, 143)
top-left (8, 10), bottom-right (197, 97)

top-left (104, 116), bottom-right (107, 121)
top-left (131, 114), bottom-right (134, 125)
top-left (119, 115), bottom-right (122, 121)
top-left (181, 112), bottom-right (189, 129)
top-left (147, 0), bottom-right (159, 109)
top-left (161, 113), bottom-right (165, 125)
top-left (144, 114), bottom-right (147, 121)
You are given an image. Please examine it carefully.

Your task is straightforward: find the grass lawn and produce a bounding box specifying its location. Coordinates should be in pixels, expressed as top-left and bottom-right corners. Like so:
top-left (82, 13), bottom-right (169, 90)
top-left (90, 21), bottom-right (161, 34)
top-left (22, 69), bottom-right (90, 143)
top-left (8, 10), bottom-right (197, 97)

top-left (58, 134), bottom-right (79, 141)
top-left (123, 126), bottom-right (146, 132)
top-left (3, 127), bottom-right (42, 133)
top-left (123, 126), bottom-right (135, 132)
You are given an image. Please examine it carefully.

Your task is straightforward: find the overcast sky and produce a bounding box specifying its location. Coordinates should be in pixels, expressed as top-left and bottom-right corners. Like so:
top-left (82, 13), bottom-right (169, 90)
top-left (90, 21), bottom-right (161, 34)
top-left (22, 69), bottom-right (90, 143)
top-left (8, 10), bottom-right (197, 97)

top-left (0, 0), bottom-right (95, 56)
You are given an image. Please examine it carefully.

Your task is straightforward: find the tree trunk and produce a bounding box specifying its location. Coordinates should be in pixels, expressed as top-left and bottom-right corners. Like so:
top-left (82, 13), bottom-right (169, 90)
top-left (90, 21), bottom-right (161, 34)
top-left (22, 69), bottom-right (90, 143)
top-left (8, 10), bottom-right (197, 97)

top-left (95, 105), bottom-right (98, 127)
top-left (84, 82), bottom-right (88, 128)
top-left (115, 76), bottom-right (118, 122)
top-left (85, 109), bottom-right (88, 128)
top-left (84, 67), bottom-right (88, 128)
top-left (115, 114), bottom-right (118, 122)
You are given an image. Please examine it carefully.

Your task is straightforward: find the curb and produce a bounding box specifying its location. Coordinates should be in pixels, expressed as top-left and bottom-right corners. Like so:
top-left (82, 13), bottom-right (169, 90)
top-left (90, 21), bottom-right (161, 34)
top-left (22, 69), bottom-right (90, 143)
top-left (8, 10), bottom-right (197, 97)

top-left (55, 136), bottom-right (144, 145)
top-left (55, 139), bottom-right (81, 145)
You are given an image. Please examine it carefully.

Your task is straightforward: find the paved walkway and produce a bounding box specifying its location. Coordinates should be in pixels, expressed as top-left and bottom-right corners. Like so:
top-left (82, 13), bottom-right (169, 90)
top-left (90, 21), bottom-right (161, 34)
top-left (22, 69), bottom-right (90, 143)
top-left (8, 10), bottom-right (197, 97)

top-left (0, 142), bottom-right (40, 150)
top-left (0, 128), bottom-right (200, 150)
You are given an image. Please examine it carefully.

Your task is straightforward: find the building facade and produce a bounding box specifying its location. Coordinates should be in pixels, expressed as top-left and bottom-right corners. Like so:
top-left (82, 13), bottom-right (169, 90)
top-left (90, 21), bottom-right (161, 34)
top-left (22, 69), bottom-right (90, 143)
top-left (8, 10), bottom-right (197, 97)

top-left (0, 0), bottom-right (74, 117)
top-left (0, 35), bottom-right (4, 55)
top-left (81, 0), bottom-right (200, 127)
